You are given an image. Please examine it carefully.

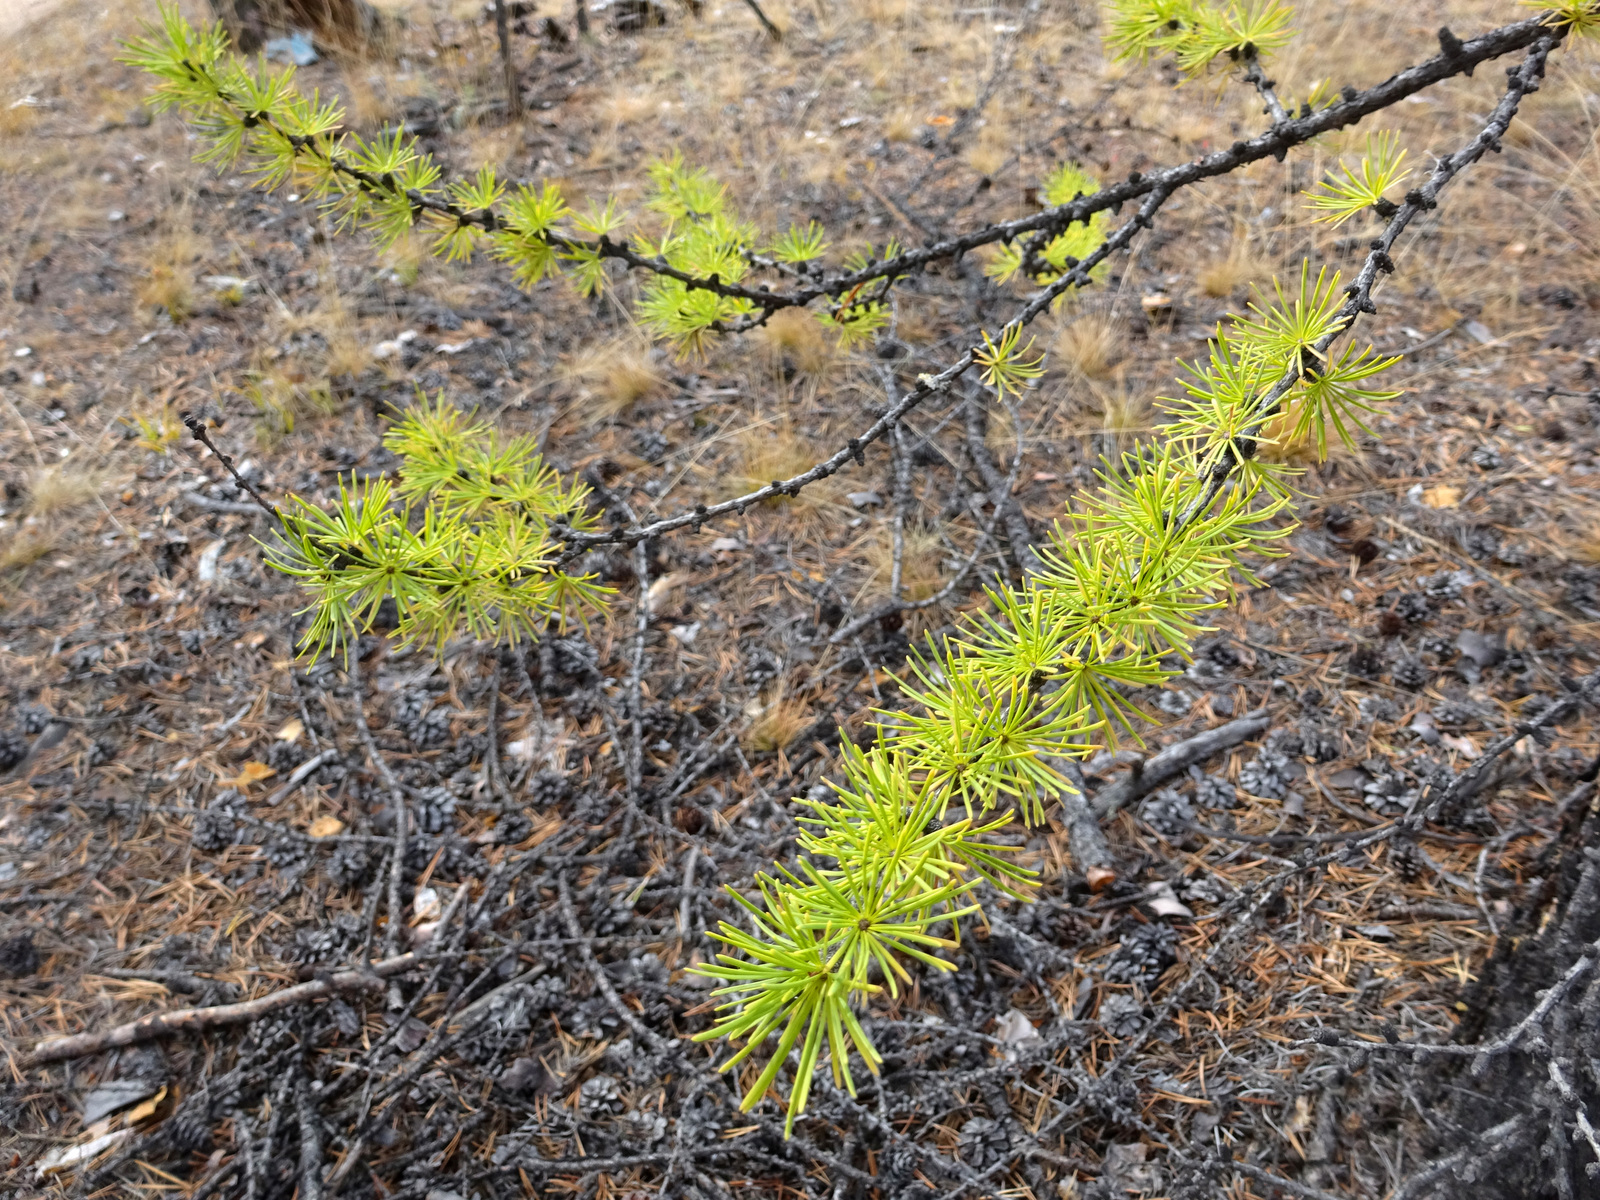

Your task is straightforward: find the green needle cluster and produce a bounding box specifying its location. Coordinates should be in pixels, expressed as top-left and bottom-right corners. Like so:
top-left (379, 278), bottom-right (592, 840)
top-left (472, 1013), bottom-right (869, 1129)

top-left (1304, 132), bottom-right (1410, 227)
top-left (693, 260), bottom-right (1403, 1130)
top-left (1103, 0), bottom-right (1295, 74)
top-left (265, 395), bottom-right (611, 659)
top-left (985, 162), bottom-right (1112, 289)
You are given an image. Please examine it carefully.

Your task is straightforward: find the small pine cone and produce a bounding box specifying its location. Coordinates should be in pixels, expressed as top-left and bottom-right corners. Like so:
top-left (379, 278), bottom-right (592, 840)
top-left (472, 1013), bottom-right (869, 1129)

top-left (1392, 655), bottom-right (1429, 689)
top-left (0, 731), bottom-right (28, 772)
top-left (325, 842), bottom-right (371, 889)
top-left (191, 809), bottom-right (235, 852)
top-left (1390, 838), bottom-right (1423, 883)
top-left (530, 769), bottom-right (571, 807)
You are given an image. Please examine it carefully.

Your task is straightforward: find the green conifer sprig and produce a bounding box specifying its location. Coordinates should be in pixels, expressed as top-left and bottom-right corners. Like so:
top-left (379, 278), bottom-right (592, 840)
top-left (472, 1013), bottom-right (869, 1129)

top-left (265, 395), bottom-right (610, 659)
top-left (1304, 131), bottom-right (1410, 226)
top-left (1523, 0), bottom-right (1600, 37)
top-left (119, 7), bottom-right (893, 354)
top-left (986, 162), bottom-right (1112, 288)
top-left (1104, 0), bottom-right (1295, 75)
top-left (690, 253), bottom-right (1401, 1127)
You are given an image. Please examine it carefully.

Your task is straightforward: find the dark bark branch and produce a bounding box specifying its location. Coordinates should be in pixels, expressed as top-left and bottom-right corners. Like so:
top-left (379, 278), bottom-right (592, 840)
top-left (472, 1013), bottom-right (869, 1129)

top-left (493, 0), bottom-right (522, 119)
top-left (22, 952), bottom-right (423, 1067)
top-left (194, 13), bottom-right (1557, 325)
top-left (1092, 708), bottom-right (1271, 818)
top-left (741, 0), bottom-right (780, 41)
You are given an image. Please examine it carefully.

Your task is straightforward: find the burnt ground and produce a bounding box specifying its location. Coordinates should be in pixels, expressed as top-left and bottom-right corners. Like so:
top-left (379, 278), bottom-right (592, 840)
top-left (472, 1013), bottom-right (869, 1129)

top-left (3, 1), bottom-right (1600, 1198)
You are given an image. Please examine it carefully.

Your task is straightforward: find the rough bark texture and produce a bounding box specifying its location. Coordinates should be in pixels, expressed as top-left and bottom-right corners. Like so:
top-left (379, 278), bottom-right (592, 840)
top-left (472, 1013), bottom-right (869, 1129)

top-left (1422, 783), bottom-right (1600, 1195)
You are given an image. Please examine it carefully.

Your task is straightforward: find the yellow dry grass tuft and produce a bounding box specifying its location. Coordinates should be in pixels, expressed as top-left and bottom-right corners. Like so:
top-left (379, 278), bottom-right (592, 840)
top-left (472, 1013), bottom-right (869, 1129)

top-left (964, 119), bottom-right (1013, 178)
top-left (1091, 376), bottom-right (1148, 449)
top-left (314, 287), bottom-right (374, 380)
top-left (865, 522), bottom-right (945, 602)
top-left (0, 98), bottom-right (37, 139)
top-left (136, 229), bottom-right (206, 322)
top-left (885, 109), bottom-right (918, 143)
top-left (27, 465), bottom-right (102, 516)
top-left (1198, 225), bottom-right (1268, 298)
top-left (1054, 313), bottom-right (1123, 379)
top-left (744, 687), bottom-right (810, 753)
top-left (0, 528), bottom-right (54, 572)
top-left (339, 72), bottom-right (398, 132)
top-left (761, 308), bottom-right (832, 378)
top-left (727, 422), bottom-right (839, 511)
top-left (568, 336), bottom-right (666, 423)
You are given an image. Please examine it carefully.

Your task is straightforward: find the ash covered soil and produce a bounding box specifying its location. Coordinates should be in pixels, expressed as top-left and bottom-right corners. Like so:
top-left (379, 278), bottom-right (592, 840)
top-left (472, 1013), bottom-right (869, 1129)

top-left (3, 2), bottom-right (1600, 1198)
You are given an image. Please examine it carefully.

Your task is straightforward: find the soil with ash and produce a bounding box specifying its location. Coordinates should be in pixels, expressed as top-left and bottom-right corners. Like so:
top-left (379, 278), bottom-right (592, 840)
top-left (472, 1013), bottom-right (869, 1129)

top-left (3, 2), bottom-right (1600, 1198)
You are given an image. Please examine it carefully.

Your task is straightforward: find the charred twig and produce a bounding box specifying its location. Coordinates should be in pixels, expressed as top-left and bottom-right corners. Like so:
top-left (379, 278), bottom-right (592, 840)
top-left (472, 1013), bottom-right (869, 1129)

top-left (961, 385), bottom-right (1041, 579)
top-left (741, 0), bottom-right (781, 41)
top-left (1092, 708), bottom-right (1271, 817)
top-left (492, 0), bottom-right (522, 119)
top-left (828, 482), bottom-right (1008, 644)
top-left (888, 412), bottom-right (911, 602)
top-left (294, 1070), bottom-right (324, 1200)
top-left (264, 748), bottom-right (338, 807)
top-left (179, 412), bottom-right (285, 530)
top-left (22, 952), bottom-right (422, 1067)
top-left (558, 872), bottom-right (673, 1053)
top-left (629, 537), bottom-right (651, 816)
top-left (349, 677), bottom-right (411, 1007)
top-left (1242, 56), bottom-right (1288, 124)
top-left (1392, 1115), bottom-right (1530, 1199)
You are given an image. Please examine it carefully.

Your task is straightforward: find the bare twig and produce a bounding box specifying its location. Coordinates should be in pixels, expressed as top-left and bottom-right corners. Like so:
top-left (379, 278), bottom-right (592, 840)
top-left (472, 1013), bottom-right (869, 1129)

top-left (492, 0), bottom-right (522, 119)
top-left (294, 1070), bottom-right (324, 1200)
top-left (264, 748), bottom-right (338, 808)
top-left (562, 185), bottom-right (1177, 557)
top-left (179, 412), bottom-right (285, 530)
top-left (349, 678), bottom-right (410, 1008)
top-left (558, 872), bottom-right (673, 1054)
top-left (22, 952), bottom-right (423, 1067)
top-left (741, 0), bottom-right (781, 41)
top-left (1091, 708), bottom-right (1271, 818)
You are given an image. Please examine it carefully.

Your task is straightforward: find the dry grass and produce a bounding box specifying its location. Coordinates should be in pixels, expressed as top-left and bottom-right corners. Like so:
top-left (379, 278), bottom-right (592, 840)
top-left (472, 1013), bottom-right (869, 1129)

top-left (865, 522), bottom-right (945, 602)
top-left (135, 228), bottom-right (206, 322)
top-left (1198, 225), bottom-right (1268, 298)
top-left (885, 109), bottom-right (918, 143)
top-left (244, 363), bottom-right (337, 448)
top-left (1053, 313), bottom-right (1123, 379)
top-left (744, 686), bottom-right (810, 753)
top-left (964, 121), bottom-right (1011, 178)
top-left (1572, 521), bottom-right (1600, 566)
top-left (26, 465), bottom-right (102, 516)
top-left (338, 72), bottom-right (397, 132)
top-left (314, 286), bottom-right (374, 380)
top-left (1091, 376), bottom-right (1148, 450)
top-left (0, 527), bottom-right (53, 572)
top-left (0, 98), bottom-right (38, 139)
top-left (727, 422), bottom-right (840, 511)
top-left (567, 335), bottom-right (666, 423)
top-left (761, 308), bottom-right (833, 378)
top-left (984, 397), bottom-right (1017, 457)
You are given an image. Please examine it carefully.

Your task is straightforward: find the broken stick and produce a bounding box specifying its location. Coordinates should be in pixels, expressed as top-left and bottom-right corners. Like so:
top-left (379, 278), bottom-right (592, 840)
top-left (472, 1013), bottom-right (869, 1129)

top-left (22, 951), bottom-right (423, 1068)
